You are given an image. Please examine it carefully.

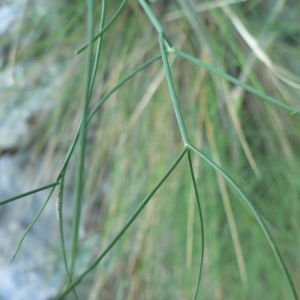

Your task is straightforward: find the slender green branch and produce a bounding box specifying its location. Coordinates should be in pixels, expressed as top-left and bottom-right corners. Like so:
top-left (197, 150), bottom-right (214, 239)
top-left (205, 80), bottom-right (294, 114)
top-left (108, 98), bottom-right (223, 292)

top-left (87, 0), bottom-right (106, 103)
top-left (138, 0), bottom-right (163, 33)
top-left (87, 55), bottom-right (162, 123)
top-left (57, 172), bottom-right (79, 300)
top-left (138, 0), bottom-right (172, 48)
top-left (54, 147), bottom-right (188, 299)
top-left (69, 0), bottom-right (95, 277)
top-left (68, 0), bottom-right (106, 285)
top-left (187, 150), bottom-right (204, 300)
top-left (187, 143), bottom-right (298, 300)
top-left (174, 48), bottom-right (297, 113)
top-left (76, 0), bottom-right (129, 55)
top-left (10, 185), bottom-right (57, 263)
top-left (159, 32), bottom-right (189, 145)
top-left (0, 182), bottom-right (59, 206)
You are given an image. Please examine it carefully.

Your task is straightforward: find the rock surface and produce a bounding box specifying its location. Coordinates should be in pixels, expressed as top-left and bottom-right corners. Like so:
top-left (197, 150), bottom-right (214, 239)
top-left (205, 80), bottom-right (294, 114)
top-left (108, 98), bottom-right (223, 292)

top-left (0, 2), bottom-right (65, 299)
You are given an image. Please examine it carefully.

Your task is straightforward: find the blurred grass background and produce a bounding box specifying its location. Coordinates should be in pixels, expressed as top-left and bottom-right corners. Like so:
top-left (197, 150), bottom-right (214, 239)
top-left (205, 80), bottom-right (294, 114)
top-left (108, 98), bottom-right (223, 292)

top-left (1, 0), bottom-right (300, 299)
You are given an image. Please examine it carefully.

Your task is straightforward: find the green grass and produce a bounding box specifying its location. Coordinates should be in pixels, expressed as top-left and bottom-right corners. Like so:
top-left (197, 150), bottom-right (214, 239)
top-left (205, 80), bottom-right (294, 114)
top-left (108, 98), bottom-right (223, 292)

top-left (1, 0), bottom-right (300, 299)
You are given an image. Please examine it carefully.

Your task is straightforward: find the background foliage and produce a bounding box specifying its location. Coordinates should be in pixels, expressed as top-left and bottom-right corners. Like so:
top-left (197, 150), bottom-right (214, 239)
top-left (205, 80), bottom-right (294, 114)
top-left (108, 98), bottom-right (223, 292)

top-left (1, 0), bottom-right (300, 299)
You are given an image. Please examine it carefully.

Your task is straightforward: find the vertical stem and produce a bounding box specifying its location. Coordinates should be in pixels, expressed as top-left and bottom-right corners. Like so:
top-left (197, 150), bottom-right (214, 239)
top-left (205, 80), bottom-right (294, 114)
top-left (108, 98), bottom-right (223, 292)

top-left (69, 0), bottom-right (95, 277)
top-left (158, 32), bottom-right (189, 145)
top-left (187, 150), bottom-right (204, 300)
top-left (58, 172), bottom-right (79, 299)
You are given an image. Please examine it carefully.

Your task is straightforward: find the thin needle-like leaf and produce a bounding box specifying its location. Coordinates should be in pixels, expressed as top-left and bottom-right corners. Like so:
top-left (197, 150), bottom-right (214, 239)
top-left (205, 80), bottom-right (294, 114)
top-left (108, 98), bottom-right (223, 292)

top-left (187, 150), bottom-right (204, 300)
top-left (0, 182), bottom-right (59, 206)
top-left (10, 185), bottom-right (56, 263)
top-left (57, 173), bottom-right (79, 300)
top-left (174, 48), bottom-right (297, 113)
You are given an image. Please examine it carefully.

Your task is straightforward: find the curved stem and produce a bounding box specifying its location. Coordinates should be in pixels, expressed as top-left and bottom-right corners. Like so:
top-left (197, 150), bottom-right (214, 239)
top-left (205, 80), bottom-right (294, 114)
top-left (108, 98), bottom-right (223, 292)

top-left (188, 143), bottom-right (298, 300)
top-left (187, 150), bottom-right (204, 300)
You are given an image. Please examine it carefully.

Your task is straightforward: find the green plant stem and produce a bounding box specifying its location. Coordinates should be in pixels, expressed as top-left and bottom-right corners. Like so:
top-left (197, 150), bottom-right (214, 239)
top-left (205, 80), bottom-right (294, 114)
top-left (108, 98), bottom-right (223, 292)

top-left (76, 0), bottom-right (129, 54)
top-left (69, 0), bottom-right (95, 278)
top-left (187, 143), bottom-right (298, 300)
top-left (0, 182), bottom-right (59, 206)
top-left (68, 0), bottom-right (106, 284)
top-left (10, 185), bottom-right (57, 263)
top-left (174, 48), bottom-right (296, 113)
top-left (54, 147), bottom-right (188, 299)
top-left (159, 32), bottom-right (189, 145)
top-left (57, 172), bottom-right (79, 300)
top-left (138, 0), bottom-right (163, 33)
top-left (138, 0), bottom-right (172, 48)
top-left (187, 150), bottom-right (204, 300)
top-left (88, 0), bottom-right (106, 103)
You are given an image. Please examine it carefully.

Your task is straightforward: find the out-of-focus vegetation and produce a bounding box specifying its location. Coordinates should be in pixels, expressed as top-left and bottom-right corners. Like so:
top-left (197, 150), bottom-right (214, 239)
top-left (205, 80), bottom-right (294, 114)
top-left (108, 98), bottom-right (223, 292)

top-left (1, 0), bottom-right (300, 299)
